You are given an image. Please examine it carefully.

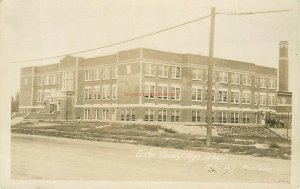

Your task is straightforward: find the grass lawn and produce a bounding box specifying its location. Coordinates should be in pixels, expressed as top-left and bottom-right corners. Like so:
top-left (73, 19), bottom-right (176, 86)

top-left (11, 121), bottom-right (291, 159)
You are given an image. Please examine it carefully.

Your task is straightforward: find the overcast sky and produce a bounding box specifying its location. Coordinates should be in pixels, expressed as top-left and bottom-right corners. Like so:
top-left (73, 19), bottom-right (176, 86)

top-left (0, 0), bottom-right (298, 95)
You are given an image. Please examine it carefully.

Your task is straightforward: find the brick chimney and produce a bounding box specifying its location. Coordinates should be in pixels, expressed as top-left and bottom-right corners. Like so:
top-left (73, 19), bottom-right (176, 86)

top-left (278, 41), bottom-right (289, 92)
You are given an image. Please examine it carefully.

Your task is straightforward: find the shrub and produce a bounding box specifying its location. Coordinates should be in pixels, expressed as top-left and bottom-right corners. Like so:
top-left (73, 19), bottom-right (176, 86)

top-left (269, 142), bottom-right (280, 149)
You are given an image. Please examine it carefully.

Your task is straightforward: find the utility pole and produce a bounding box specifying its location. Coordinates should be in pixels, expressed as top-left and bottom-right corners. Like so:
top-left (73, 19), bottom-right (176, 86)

top-left (206, 7), bottom-right (216, 146)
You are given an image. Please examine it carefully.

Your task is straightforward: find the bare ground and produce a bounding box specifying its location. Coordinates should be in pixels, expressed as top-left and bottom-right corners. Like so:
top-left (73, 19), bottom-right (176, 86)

top-left (11, 134), bottom-right (290, 182)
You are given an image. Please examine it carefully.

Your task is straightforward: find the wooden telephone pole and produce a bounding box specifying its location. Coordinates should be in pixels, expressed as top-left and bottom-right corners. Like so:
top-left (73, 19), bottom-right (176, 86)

top-left (206, 7), bottom-right (216, 146)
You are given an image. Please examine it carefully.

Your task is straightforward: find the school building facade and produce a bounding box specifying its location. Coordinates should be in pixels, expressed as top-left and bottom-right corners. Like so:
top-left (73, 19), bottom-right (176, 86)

top-left (19, 44), bottom-right (288, 125)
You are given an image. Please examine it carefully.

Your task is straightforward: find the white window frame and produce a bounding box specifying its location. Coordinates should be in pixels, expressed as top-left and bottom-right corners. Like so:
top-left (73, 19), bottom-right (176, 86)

top-left (112, 85), bottom-right (117, 100)
top-left (192, 87), bottom-right (202, 101)
top-left (103, 68), bottom-right (110, 80)
top-left (145, 63), bottom-right (155, 76)
top-left (102, 85), bottom-right (110, 100)
top-left (192, 68), bottom-right (203, 81)
top-left (93, 69), bottom-right (101, 80)
top-left (84, 109), bottom-right (91, 120)
top-left (62, 71), bottom-right (73, 91)
top-left (243, 112), bottom-right (250, 123)
top-left (144, 109), bottom-right (154, 121)
top-left (218, 112), bottom-right (227, 123)
top-left (260, 93), bottom-right (267, 106)
top-left (231, 112), bottom-right (239, 123)
top-left (84, 86), bottom-right (92, 100)
top-left (170, 86), bottom-right (181, 100)
top-left (230, 90), bottom-right (240, 104)
top-left (158, 84), bottom-right (168, 100)
top-left (158, 110), bottom-right (167, 122)
top-left (158, 65), bottom-right (168, 78)
top-left (37, 90), bottom-right (43, 102)
top-left (242, 91), bottom-right (251, 104)
top-left (218, 71), bottom-right (228, 83)
top-left (260, 78), bottom-right (266, 88)
top-left (93, 86), bottom-right (101, 100)
top-left (269, 93), bottom-right (275, 106)
top-left (38, 76), bottom-right (44, 86)
top-left (144, 83), bottom-right (155, 99)
top-left (171, 66), bottom-right (181, 79)
top-left (269, 79), bottom-right (276, 89)
top-left (192, 110), bottom-right (201, 122)
top-left (242, 74), bottom-right (251, 86)
top-left (218, 89), bottom-right (228, 103)
top-left (171, 110), bottom-right (180, 122)
top-left (85, 70), bottom-right (91, 81)
top-left (231, 73), bottom-right (240, 85)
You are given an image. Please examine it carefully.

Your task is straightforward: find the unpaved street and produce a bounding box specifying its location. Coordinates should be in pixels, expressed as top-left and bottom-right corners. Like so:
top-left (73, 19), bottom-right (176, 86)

top-left (11, 134), bottom-right (290, 182)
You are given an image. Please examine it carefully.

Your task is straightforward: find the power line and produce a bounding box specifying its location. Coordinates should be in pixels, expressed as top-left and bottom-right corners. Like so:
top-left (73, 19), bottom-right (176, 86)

top-left (216, 9), bottom-right (292, 15)
top-left (11, 9), bottom-right (293, 64)
top-left (11, 14), bottom-right (211, 63)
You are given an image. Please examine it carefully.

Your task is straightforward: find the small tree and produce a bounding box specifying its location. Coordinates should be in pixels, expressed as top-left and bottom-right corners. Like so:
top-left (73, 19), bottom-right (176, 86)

top-left (11, 91), bottom-right (19, 113)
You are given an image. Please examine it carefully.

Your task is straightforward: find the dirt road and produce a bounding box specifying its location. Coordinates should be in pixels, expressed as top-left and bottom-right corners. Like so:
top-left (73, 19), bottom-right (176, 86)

top-left (11, 134), bottom-right (290, 182)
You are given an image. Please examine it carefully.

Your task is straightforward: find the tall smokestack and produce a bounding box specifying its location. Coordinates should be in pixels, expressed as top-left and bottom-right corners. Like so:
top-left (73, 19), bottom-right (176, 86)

top-left (279, 41), bottom-right (289, 92)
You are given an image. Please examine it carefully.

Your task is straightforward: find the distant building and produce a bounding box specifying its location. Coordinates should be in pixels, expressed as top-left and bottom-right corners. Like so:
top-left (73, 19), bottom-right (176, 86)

top-left (19, 42), bottom-right (291, 125)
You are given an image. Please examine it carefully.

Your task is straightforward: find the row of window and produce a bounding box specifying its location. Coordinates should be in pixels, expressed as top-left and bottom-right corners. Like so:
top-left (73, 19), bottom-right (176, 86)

top-left (144, 64), bottom-right (181, 79)
top-left (143, 83), bottom-right (276, 106)
top-left (82, 108), bottom-right (254, 123)
top-left (85, 67), bottom-right (117, 81)
top-left (84, 85), bottom-right (117, 100)
top-left (37, 74), bottom-right (59, 86)
top-left (192, 69), bottom-right (276, 88)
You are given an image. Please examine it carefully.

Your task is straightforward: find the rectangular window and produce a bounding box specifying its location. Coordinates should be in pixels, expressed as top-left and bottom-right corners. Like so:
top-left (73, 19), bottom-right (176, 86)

top-left (192, 69), bottom-right (203, 81)
top-left (94, 109), bottom-right (101, 120)
top-left (218, 112), bottom-right (227, 123)
top-left (93, 69), bottom-right (101, 80)
top-left (260, 78), bottom-right (266, 88)
top-left (102, 85), bottom-right (110, 100)
top-left (112, 66), bottom-right (118, 79)
top-left (260, 94), bottom-right (267, 106)
top-left (192, 110), bottom-right (201, 122)
top-left (158, 65), bottom-right (168, 78)
top-left (192, 87), bottom-right (202, 101)
top-left (37, 90), bottom-right (43, 102)
top-left (242, 91), bottom-right (251, 104)
top-left (231, 73), bottom-right (240, 84)
top-left (62, 71), bottom-right (73, 91)
top-left (103, 68), bottom-right (110, 80)
top-left (170, 87), bottom-right (181, 100)
top-left (85, 70), bottom-right (91, 81)
top-left (242, 74), bottom-right (251, 86)
top-left (218, 89), bottom-right (228, 103)
top-left (231, 112), bottom-right (239, 123)
top-left (243, 112), bottom-right (250, 123)
top-left (144, 109), bottom-right (154, 121)
top-left (93, 86), bottom-right (101, 100)
top-left (158, 85), bottom-right (168, 100)
top-left (84, 87), bottom-right (92, 100)
top-left (255, 77), bottom-right (259, 87)
top-left (102, 109), bottom-right (109, 120)
top-left (171, 66), bottom-right (181, 79)
top-left (171, 110), bottom-right (180, 122)
top-left (269, 94), bottom-right (275, 106)
top-left (158, 110), bottom-right (167, 122)
top-left (45, 75), bottom-right (50, 85)
top-left (112, 85), bottom-right (117, 99)
top-left (269, 79), bottom-right (276, 89)
top-left (84, 109), bottom-right (91, 120)
top-left (38, 76), bottom-right (44, 86)
top-left (144, 83), bottom-right (155, 99)
top-left (230, 91), bottom-right (240, 104)
top-left (218, 71), bottom-right (228, 83)
top-left (145, 63), bottom-right (155, 76)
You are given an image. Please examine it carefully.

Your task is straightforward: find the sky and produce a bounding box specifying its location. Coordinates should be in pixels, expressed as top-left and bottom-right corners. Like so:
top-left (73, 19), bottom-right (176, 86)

top-left (0, 0), bottom-right (299, 96)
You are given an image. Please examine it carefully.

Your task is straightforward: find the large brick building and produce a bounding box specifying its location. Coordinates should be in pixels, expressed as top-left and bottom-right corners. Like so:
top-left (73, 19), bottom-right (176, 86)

top-left (19, 42), bottom-right (290, 125)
